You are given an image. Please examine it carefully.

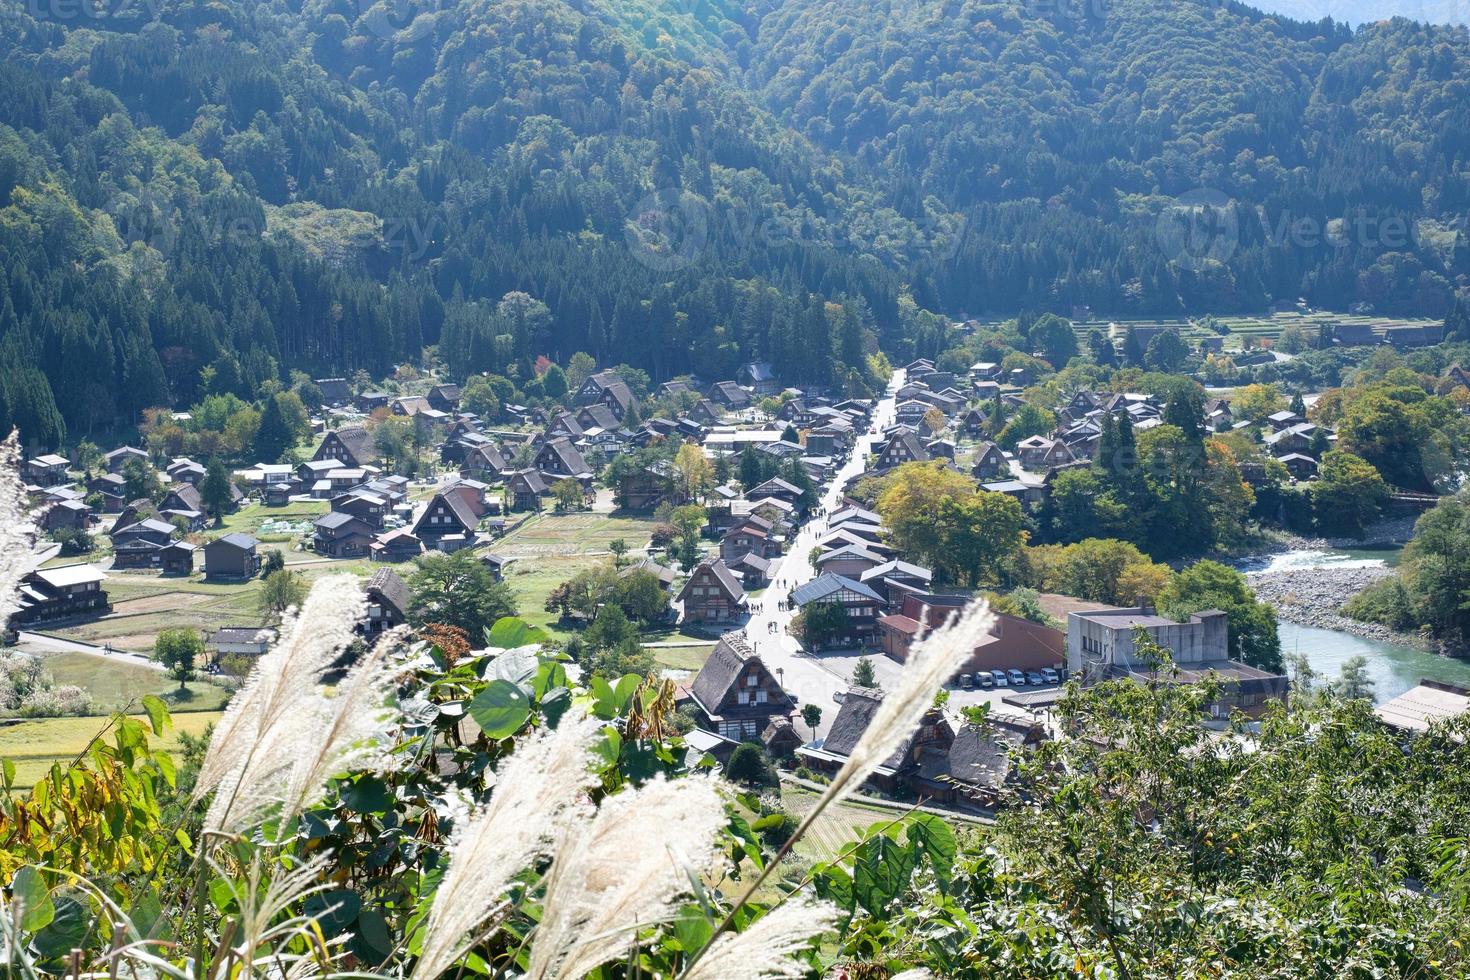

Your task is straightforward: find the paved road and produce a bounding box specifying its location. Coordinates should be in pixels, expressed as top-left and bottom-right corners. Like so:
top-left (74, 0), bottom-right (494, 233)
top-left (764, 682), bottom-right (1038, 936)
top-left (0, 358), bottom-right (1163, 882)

top-left (742, 370), bottom-right (907, 738)
top-left (14, 631), bottom-right (163, 670)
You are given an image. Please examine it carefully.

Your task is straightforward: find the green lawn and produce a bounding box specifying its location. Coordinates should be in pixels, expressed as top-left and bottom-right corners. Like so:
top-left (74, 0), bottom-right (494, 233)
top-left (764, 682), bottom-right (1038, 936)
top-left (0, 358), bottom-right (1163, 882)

top-left (38, 651), bottom-right (229, 713)
top-left (0, 710), bottom-right (221, 789)
top-left (652, 643), bottom-right (714, 672)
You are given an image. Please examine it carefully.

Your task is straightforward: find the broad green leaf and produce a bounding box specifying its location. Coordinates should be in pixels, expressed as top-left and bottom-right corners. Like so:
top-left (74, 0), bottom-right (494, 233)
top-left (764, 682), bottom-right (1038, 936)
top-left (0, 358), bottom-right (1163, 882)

top-left (305, 889), bottom-right (362, 934)
top-left (906, 813), bottom-right (958, 889)
top-left (468, 680), bottom-right (532, 739)
top-left (33, 895), bottom-right (87, 958)
top-left (672, 906), bottom-right (713, 952)
top-left (11, 866), bottom-right (53, 931)
top-left (141, 694), bottom-right (172, 736)
top-left (486, 646), bottom-right (540, 686)
top-left (612, 673), bottom-right (642, 710)
top-left (485, 617), bottom-right (550, 649)
top-left (351, 908), bottom-right (394, 964)
top-left (340, 776), bottom-right (393, 813)
top-left (852, 832), bottom-right (918, 916)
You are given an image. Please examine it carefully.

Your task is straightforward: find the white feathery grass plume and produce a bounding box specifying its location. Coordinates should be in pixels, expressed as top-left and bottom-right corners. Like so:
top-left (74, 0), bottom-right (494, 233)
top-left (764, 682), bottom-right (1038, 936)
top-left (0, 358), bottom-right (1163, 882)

top-left (0, 433), bottom-right (39, 629)
top-left (412, 710), bottom-right (604, 980)
top-left (278, 627), bottom-right (408, 822)
top-left (889, 971), bottom-right (937, 980)
top-left (827, 598), bottom-right (993, 809)
top-left (195, 575), bottom-right (367, 832)
top-left (528, 775), bottom-right (728, 980)
top-left (680, 896), bottom-right (837, 980)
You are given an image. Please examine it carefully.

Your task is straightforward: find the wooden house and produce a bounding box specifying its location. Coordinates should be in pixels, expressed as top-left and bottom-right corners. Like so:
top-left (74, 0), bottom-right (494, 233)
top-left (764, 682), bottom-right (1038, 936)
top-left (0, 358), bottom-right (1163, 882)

top-left (676, 558), bottom-right (747, 624)
top-left (682, 631), bottom-right (795, 740)
top-left (204, 533), bottom-right (261, 581)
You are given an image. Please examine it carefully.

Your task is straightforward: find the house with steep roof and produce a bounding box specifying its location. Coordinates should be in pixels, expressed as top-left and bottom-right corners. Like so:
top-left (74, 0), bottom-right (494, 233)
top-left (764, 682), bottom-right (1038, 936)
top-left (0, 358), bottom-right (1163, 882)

top-left (676, 558), bottom-right (747, 624)
top-left (505, 469), bottom-right (549, 511)
top-left (791, 573), bottom-right (885, 647)
top-left (427, 384), bottom-right (462, 413)
top-left (362, 568), bottom-right (411, 641)
top-left (970, 442), bottom-right (1008, 480)
top-left (314, 427), bottom-right (376, 468)
top-left (797, 687), bottom-right (952, 795)
top-left (737, 361), bottom-right (780, 396)
top-left (575, 370), bottom-right (635, 419)
top-left (534, 438), bottom-right (593, 485)
top-left (413, 491), bottom-right (480, 552)
top-left (461, 444), bottom-right (509, 481)
top-left (682, 631), bottom-right (795, 740)
top-left (708, 381), bottom-right (752, 410)
top-left (874, 429), bottom-right (929, 472)
top-left (104, 446), bottom-right (149, 474)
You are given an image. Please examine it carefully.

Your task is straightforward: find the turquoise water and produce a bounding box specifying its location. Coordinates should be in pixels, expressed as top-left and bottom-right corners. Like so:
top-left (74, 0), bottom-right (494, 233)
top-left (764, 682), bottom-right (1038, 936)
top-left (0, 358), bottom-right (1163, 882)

top-left (1278, 621), bottom-right (1470, 704)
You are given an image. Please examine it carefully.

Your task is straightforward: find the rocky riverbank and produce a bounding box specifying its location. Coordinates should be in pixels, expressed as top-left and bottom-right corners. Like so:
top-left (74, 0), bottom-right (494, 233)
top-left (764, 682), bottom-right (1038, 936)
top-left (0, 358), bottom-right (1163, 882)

top-left (1248, 564), bottom-right (1430, 649)
top-left (1263, 513), bottom-right (1421, 552)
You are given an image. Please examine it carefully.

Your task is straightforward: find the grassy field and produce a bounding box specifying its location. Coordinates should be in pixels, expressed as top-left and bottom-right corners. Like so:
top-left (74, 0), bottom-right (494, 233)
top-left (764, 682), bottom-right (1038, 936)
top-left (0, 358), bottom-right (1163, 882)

top-left (53, 558), bottom-right (381, 652)
top-left (496, 511), bottom-right (667, 638)
top-left (38, 651), bottom-right (229, 712)
top-left (0, 710), bottom-right (221, 789)
top-left (651, 642), bottom-right (714, 673)
top-left (497, 511), bottom-right (660, 558)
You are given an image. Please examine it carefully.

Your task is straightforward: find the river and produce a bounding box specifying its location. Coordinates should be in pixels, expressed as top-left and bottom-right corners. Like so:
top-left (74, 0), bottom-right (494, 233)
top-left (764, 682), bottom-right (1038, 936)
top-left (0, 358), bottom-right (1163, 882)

top-left (1247, 545), bottom-right (1470, 704)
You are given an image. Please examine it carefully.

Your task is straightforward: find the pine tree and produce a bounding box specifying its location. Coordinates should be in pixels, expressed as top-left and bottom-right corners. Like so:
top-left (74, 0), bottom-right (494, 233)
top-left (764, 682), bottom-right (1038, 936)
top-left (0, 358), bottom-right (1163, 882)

top-left (200, 458), bottom-right (234, 526)
top-left (1123, 326), bottom-right (1145, 366)
top-left (254, 393), bottom-right (296, 462)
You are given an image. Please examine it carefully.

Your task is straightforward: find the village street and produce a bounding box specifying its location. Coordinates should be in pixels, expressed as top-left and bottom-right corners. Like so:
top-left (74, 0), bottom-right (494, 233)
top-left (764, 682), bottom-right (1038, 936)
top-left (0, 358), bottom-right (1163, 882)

top-left (741, 370), bottom-right (906, 738)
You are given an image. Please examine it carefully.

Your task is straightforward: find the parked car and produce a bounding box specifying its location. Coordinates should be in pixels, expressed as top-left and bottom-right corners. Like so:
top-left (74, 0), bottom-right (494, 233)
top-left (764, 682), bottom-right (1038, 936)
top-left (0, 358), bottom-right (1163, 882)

top-left (991, 669), bottom-right (1009, 688)
top-left (1026, 671), bottom-right (1044, 687)
top-left (977, 671), bottom-right (994, 689)
top-left (1041, 667), bottom-right (1060, 685)
top-left (959, 673), bottom-right (974, 690)
top-left (1007, 669), bottom-right (1026, 687)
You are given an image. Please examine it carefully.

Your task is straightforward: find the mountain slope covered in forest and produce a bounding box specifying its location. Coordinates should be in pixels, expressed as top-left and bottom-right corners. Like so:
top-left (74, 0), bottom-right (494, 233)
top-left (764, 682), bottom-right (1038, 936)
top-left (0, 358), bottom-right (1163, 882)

top-left (0, 0), bottom-right (1465, 445)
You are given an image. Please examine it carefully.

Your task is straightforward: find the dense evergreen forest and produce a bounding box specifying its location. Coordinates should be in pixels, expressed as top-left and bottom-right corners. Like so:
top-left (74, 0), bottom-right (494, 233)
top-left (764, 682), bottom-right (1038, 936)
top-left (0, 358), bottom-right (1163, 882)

top-left (0, 0), bottom-right (1466, 445)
